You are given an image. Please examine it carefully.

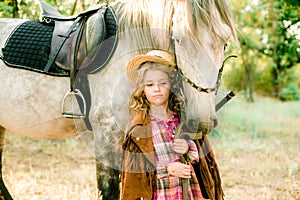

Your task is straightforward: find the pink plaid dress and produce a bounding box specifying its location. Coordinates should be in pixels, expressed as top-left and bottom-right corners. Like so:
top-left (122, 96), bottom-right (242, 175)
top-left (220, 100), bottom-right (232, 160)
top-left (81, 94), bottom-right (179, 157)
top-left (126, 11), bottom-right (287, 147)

top-left (150, 113), bottom-right (203, 200)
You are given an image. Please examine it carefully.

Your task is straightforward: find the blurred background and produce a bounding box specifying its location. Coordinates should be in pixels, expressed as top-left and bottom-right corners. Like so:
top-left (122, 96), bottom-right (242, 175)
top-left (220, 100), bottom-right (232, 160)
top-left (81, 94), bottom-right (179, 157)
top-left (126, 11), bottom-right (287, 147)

top-left (0, 0), bottom-right (299, 199)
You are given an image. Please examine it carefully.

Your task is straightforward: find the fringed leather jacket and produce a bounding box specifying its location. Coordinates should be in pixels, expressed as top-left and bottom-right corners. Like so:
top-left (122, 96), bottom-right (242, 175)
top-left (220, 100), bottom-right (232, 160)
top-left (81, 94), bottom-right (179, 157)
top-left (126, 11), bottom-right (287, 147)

top-left (121, 111), bottom-right (224, 200)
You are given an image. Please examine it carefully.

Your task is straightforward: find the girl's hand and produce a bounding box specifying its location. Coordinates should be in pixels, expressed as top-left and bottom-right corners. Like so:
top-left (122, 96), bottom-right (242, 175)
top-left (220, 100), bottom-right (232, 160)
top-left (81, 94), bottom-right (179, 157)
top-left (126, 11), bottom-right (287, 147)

top-left (167, 162), bottom-right (191, 178)
top-left (173, 139), bottom-right (189, 154)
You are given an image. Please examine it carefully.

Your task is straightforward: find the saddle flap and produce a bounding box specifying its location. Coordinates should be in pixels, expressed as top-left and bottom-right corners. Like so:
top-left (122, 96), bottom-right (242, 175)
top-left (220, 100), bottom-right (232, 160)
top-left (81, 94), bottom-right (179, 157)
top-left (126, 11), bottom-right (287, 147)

top-left (50, 9), bottom-right (107, 70)
top-left (50, 19), bottom-right (83, 70)
top-left (86, 10), bottom-right (107, 56)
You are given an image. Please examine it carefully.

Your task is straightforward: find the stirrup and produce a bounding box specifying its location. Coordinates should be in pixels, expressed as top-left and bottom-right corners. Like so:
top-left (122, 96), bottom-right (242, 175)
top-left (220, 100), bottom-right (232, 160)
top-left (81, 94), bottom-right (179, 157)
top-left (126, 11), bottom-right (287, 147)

top-left (61, 89), bottom-right (86, 119)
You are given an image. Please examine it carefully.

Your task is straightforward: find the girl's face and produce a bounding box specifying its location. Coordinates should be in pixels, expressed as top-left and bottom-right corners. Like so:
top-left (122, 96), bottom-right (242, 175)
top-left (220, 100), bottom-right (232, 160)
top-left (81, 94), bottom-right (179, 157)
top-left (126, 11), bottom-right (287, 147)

top-left (143, 68), bottom-right (171, 107)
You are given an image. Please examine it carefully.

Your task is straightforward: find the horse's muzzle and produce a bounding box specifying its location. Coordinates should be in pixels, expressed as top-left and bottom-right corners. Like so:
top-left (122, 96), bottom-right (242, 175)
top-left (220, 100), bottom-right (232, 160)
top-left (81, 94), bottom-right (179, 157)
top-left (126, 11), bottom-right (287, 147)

top-left (199, 119), bottom-right (218, 135)
top-left (183, 118), bottom-right (218, 136)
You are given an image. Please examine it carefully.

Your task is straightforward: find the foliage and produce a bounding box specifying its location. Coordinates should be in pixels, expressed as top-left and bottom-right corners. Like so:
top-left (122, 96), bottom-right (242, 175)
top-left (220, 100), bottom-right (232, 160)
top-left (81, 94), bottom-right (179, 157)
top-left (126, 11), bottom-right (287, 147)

top-left (258, 0), bottom-right (300, 70)
top-left (279, 83), bottom-right (300, 101)
top-left (227, 0), bottom-right (300, 101)
top-left (0, 0), bottom-right (114, 19)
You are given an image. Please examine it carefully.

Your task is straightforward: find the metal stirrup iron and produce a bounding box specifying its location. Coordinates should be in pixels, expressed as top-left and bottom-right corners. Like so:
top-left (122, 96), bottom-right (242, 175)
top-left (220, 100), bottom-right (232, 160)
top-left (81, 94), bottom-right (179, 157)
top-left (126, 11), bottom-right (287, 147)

top-left (61, 89), bottom-right (86, 118)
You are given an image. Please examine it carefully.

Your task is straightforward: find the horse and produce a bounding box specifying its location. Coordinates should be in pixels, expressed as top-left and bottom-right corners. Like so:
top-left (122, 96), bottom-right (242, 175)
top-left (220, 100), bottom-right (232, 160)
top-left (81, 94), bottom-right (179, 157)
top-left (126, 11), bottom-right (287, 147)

top-left (0, 0), bottom-right (238, 199)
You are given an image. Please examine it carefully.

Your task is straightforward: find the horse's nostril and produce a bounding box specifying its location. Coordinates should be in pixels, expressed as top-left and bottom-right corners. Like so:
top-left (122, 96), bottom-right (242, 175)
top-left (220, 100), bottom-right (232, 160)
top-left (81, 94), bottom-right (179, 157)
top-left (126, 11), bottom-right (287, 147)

top-left (213, 118), bottom-right (218, 128)
top-left (191, 120), bottom-right (199, 130)
top-left (185, 119), bottom-right (199, 133)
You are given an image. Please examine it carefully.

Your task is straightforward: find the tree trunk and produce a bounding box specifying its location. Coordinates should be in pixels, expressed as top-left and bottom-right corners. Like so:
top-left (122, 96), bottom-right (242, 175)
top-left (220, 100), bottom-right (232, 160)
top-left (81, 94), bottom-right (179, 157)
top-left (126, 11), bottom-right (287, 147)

top-left (245, 63), bottom-right (254, 102)
top-left (12, 0), bottom-right (19, 18)
top-left (271, 65), bottom-right (280, 98)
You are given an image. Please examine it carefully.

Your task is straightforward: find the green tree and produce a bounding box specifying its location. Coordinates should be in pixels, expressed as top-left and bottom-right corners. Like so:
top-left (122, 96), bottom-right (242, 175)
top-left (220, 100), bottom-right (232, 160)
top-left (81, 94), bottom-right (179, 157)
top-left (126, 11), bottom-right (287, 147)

top-left (258, 0), bottom-right (300, 97)
top-left (228, 0), bottom-right (265, 102)
top-left (229, 0), bottom-right (300, 100)
top-left (0, 0), bottom-right (114, 19)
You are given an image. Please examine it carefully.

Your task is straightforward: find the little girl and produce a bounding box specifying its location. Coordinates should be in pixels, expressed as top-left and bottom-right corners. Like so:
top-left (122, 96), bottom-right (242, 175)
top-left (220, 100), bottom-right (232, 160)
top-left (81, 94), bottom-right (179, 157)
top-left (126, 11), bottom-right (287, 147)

top-left (121, 50), bottom-right (203, 200)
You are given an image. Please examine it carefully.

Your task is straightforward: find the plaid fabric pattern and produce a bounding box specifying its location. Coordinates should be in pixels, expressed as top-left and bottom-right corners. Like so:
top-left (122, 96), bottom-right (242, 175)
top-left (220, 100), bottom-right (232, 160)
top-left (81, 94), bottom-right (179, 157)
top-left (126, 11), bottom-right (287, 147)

top-left (150, 113), bottom-right (203, 200)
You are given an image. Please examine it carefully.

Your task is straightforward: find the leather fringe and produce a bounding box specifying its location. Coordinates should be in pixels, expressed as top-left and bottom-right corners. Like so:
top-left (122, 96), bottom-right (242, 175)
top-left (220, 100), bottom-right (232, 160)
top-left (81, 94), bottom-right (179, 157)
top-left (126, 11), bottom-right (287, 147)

top-left (193, 136), bottom-right (224, 200)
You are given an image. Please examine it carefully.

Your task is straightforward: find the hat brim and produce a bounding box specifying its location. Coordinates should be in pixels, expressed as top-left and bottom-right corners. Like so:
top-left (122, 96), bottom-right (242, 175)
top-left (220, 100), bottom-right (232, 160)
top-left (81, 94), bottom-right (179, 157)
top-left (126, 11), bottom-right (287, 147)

top-left (126, 54), bottom-right (175, 83)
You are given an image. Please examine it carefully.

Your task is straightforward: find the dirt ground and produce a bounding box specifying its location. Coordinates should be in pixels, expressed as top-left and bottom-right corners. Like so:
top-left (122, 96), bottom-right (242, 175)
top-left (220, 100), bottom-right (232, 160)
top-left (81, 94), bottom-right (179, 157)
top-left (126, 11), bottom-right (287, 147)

top-left (213, 97), bottom-right (300, 200)
top-left (2, 133), bottom-right (97, 200)
top-left (214, 118), bottom-right (300, 200)
top-left (1, 98), bottom-right (300, 200)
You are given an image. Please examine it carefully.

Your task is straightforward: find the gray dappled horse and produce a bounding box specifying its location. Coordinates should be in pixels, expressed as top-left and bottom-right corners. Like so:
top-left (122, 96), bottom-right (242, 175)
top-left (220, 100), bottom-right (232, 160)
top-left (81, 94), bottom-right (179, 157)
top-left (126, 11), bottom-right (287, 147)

top-left (0, 0), bottom-right (238, 199)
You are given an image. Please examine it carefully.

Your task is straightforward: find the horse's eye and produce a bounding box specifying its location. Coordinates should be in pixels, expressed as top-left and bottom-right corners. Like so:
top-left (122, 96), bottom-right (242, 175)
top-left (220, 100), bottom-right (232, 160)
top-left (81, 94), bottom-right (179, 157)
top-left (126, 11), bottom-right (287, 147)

top-left (171, 33), bottom-right (182, 46)
top-left (224, 43), bottom-right (228, 51)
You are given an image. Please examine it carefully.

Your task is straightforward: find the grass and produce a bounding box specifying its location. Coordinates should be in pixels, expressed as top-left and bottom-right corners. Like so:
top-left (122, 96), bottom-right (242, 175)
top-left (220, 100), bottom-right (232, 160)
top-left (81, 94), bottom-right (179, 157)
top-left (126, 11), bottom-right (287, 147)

top-left (211, 94), bottom-right (300, 200)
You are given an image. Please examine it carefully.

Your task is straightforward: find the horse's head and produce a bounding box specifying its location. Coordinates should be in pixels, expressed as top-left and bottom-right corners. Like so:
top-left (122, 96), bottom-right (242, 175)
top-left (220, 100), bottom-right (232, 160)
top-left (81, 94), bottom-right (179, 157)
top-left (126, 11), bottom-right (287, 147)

top-left (112, 0), bottom-right (238, 135)
top-left (170, 0), bottom-right (238, 134)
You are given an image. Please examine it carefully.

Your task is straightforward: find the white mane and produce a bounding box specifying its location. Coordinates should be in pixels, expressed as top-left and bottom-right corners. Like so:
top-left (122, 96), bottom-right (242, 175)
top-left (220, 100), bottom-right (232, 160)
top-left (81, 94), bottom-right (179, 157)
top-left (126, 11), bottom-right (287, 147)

top-left (112, 0), bottom-right (238, 54)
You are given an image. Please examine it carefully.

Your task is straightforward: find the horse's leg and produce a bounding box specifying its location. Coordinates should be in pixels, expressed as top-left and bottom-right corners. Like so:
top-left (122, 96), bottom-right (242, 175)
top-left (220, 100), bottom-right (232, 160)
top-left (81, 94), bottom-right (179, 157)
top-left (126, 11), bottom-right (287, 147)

top-left (96, 162), bottom-right (120, 200)
top-left (0, 126), bottom-right (13, 200)
top-left (94, 126), bottom-right (122, 200)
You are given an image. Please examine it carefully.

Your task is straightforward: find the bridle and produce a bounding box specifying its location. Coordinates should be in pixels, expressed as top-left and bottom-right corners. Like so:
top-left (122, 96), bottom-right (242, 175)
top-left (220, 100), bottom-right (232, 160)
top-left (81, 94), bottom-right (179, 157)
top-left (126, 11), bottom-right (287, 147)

top-left (174, 54), bottom-right (237, 95)
top-left (167, 2), bottom-right (236, 111)
top-left (171, 35), bottom-right (237, 111)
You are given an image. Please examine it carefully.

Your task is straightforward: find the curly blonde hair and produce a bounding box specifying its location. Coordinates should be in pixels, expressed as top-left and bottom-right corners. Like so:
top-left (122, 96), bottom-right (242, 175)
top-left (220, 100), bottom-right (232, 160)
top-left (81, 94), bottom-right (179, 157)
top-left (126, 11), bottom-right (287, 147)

top-left (129, 63), bottom-right (186, 116)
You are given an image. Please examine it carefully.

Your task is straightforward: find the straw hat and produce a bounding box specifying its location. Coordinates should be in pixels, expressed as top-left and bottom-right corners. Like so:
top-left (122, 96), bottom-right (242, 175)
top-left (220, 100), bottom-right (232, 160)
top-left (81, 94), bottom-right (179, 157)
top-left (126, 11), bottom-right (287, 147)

top-left (126, 50), bottom-right (176, 83)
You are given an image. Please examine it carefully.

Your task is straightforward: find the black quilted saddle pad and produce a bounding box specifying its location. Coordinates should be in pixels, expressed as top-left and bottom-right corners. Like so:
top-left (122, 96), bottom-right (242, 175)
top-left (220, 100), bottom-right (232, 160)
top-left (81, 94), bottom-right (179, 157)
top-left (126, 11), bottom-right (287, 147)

top-left (1, 20), bottom-right (68, 76)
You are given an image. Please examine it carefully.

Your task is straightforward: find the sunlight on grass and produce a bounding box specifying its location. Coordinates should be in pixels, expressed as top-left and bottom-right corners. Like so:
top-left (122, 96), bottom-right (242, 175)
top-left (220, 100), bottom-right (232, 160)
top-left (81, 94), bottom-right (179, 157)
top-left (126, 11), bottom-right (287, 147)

top-left (218, 95), bottom-right (299, 136)
top-left (212, 94), bottom-right (300, 200)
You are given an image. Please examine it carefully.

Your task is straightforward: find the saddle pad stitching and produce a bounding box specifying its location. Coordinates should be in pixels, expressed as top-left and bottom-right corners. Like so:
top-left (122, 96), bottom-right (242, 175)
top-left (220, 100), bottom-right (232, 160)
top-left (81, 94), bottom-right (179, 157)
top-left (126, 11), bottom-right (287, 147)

top-left (1, 20), bottom-right (69, 76)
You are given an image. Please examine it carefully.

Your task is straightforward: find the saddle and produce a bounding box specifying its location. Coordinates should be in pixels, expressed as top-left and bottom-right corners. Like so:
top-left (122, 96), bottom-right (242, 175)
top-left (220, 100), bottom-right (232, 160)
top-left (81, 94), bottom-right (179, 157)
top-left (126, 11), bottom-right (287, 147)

top-left (39, 1), bottom-right (117, 73)
top-left (1, 2), bottom-right (118, 131)
top-left (40, 2), bottom-right (118, 130)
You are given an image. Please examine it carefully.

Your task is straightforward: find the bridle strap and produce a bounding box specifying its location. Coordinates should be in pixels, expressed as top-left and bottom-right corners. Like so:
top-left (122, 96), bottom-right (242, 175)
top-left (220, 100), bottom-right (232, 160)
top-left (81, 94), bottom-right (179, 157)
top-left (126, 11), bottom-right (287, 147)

top-left (169, 3), bottom-right (237, 95)
top-left (174, 67), bottom-right (216, 93)
top-left (215, 55), bottom-right (238, 94)
top-left (174, 54), bottom-right (237, 94)
top-left (169, 3), bottom-right (236, 112)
